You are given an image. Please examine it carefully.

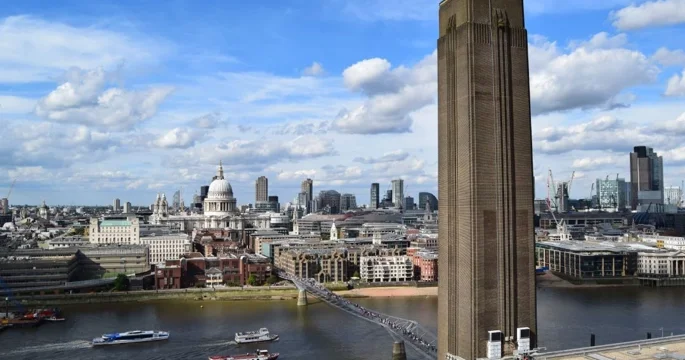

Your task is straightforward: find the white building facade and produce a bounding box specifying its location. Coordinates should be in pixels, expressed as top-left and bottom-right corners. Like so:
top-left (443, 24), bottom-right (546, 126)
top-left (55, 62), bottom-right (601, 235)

top-left (139, 233), bottom-right (192, 265)
top-left (359, 255), bottom-right (413, 283)
top-left (89, 216), bottom-right (140, 245)
top-left (637, 251), bottom-right (685, 277)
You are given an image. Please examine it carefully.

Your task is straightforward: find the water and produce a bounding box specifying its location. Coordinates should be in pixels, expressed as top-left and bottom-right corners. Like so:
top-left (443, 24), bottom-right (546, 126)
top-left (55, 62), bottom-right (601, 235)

top-left (3, 287), bottom-right (685, 359)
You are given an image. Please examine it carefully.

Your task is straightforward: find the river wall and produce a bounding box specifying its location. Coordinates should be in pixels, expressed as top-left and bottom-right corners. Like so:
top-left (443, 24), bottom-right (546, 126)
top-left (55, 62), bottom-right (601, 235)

top-left (10, 284), bottom-right (350, 307)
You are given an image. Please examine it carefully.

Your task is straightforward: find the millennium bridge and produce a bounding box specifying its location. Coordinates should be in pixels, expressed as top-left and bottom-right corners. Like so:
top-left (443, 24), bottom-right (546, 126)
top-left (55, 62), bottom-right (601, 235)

top-left (277, 270), bottom-right (437, 360)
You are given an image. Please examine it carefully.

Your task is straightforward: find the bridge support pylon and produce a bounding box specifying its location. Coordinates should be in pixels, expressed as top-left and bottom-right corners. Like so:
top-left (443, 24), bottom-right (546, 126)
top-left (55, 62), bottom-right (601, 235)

top-left (297, 289), bottom-right (308, 306)
top-left (392, 341), bottom-right (407, 360)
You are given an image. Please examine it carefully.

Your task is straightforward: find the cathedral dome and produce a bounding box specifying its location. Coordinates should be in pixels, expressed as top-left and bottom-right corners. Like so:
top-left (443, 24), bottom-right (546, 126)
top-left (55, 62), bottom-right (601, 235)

top-left (206, 161), bottom-right (234, 200)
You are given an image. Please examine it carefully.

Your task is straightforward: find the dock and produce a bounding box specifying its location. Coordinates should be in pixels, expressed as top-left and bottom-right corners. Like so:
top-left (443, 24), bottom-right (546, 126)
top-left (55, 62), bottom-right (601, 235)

top-left (535, 334), bottom-right (685, 360)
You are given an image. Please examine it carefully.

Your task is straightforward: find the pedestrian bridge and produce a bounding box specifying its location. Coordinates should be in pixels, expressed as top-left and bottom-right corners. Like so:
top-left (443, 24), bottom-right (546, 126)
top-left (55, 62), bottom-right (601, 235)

top-left (277, 270), bottom-right (437, 360)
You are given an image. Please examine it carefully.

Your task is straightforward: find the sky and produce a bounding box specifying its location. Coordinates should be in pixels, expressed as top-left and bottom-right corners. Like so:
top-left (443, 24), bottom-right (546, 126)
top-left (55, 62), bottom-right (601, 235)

top-left (1, 0), bottom-right (685, 207)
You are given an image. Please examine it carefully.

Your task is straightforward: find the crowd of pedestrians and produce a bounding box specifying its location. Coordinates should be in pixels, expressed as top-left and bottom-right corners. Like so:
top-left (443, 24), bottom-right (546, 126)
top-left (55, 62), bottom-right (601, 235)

top-left (299, 277), bottom-right (437, 354)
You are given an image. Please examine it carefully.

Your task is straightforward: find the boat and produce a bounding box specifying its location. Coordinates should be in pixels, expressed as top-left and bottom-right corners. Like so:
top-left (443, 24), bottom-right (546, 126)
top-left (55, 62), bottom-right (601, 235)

top-left (91, 330), bottom-right (170, 346)
top-left (208, 349), bottom-right (279, 360)
top-left (234, 328), bottom-right (279, 344)
top-left (44, 316), bottom-right (66, 322)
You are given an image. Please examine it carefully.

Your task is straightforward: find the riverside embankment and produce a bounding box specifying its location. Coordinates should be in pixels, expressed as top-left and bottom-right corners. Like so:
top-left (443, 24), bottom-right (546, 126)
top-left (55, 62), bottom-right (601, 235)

top-left (9, 284), bottom-right (359, 306)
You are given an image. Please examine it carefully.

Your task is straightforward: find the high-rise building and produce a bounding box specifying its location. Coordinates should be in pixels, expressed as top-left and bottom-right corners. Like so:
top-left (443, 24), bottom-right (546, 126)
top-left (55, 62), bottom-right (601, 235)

top-left (418, 192), bottom-right (438, 211)
top-left (124, 202), bottom-right (132, 214)
top-left (340, 193), bottom-right (357, 211)
top-left (255, 176), bottom-right (268, 202)
top-left (301, 178), bottom-right (313, 214)
top-left (630, 146), bottom-right (664, 210)
top-left (370, 183), bottom-right (380, 209)
top-left (113, 198), bottom-right (121, 212)
top-left (0, 198), bottom-right (8, 215)
top-left (404, 196), bottom-right (415, 210)
top-left (391, 179), bottom-right (404, 209)
top-left (438, 1), bottom-right (536, 359)
top-left (318, 190), bottom-right (341, 214)
top-left (555, 182), bottom-right (570, 213)
top-left (597, 178), bottom-right (627, 211)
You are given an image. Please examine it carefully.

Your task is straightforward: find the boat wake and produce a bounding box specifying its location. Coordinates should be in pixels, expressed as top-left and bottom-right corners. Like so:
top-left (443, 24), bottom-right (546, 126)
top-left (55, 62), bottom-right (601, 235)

top-left (1, 340), bottom-right (91, 355)
top-left (200, 340), bottom-right (238, 348)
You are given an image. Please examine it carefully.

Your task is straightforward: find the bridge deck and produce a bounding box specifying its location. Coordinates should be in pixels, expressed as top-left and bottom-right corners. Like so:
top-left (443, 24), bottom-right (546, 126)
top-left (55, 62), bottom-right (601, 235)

top-left (278, 271), bottom-right (438, 360)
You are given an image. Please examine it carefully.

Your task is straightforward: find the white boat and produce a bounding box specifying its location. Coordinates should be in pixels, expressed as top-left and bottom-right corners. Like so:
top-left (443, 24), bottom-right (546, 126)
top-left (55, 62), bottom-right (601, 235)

top-left (234, 328), bottom-right (279, 344)
top-left (91, 330), bottom-right (170, 346)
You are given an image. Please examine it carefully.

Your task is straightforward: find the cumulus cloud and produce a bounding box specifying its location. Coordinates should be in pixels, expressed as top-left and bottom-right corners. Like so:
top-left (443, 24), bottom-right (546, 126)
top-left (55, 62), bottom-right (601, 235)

top-left (652, 48), bottom-right (685, 67)
top-left (651, 112), bottom-right (685, 134)
top-left (529, 34), bottom-right (659, 115)
top-left (533, 115), bottom-right (676, 154)
top-left (35, 67), bottom-right (174, 130)
top-left (354, 150), bottom-right (409, 164)
top-left (665, 70), bottom-right (685, 96)
top-left (153, 128), bottom-right (202, 149)
top-left (269, 119), bottom-right (330, 136)
top-left (611, 0), bottom-right (685, 31)
top-left (333, 51), bottom-right (436, 134)
top-left (302, 62), bottom-right (325, 76)
top-left (572, 156), bottom-right (621, 170)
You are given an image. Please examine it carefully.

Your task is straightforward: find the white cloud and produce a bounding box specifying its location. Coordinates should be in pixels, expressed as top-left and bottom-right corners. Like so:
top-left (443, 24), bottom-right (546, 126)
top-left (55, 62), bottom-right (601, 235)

top-left (572, 156), bottom-right (621, 170)
top-left (333, 51), bottom-right (436, 134)
top-left (0, 96), bottom-right (37, 113)
top-left (568, 32), bottom-right (628, 50)
top-left (652, 48), bottom-right (685, 67)
top-left (153, 128), bottom-right (202, 149)
top-left (190, 111), bottom-right (223, 129)
top-left (275, 169), bottom-right (318, 181)
top-left (354, 150), bottom-right (409, 164)
top-left (0, 15), bottom-right (167, 83)
top-left (652, 112), bottom-right (685, 134)
top-left (611, 0), bottom-right (685, 31)
top-left (35, 67), bottom-right (174, 130)
top-left (303, 62), bottom-right (325, 76)
top-left (665, 70), bottom-right (685, 96)
top-left (530, 34), bottom-right (659, 115)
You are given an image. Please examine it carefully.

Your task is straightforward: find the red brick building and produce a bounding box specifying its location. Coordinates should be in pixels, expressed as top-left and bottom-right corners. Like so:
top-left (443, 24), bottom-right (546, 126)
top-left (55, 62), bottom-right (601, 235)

top-left (155, 252), bottom-right (271, 289)
top-left (411, 250), bottom-right (438, 282)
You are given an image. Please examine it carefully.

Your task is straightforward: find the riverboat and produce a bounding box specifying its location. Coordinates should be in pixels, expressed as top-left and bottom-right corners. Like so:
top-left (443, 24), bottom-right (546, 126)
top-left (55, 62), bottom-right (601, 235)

top-left (208, 349), bottom-right (279, 360)
top-left (91, 330), bottom-right (170, 346)
top-left (234, 328), bottom-right (279, 344)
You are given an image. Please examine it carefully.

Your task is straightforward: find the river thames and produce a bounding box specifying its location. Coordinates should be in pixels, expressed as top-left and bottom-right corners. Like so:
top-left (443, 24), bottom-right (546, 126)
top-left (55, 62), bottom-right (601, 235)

top-left (4, 287), bottom-right (685, 359)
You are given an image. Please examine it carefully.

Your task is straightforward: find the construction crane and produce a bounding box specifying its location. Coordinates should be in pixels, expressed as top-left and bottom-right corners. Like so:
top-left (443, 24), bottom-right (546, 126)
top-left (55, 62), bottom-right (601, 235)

top-left (589, 183), bottom-right (595, 210)
top-left (567, 171), bottom-right (576, 195)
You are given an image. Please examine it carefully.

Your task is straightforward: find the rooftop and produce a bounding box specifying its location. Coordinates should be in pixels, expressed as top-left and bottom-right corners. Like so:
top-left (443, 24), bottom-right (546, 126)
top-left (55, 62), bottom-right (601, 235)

top-left (537, 240), bottom-right (661, 253)
top-left (537, 334), bottom-right (685, 360)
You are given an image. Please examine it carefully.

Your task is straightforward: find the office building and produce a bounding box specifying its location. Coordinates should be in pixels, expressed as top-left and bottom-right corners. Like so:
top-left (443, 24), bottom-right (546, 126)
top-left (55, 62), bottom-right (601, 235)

top-left (665, 186), bottom-right (683, 207)
top-left (630, 146), bottom-right (664, 210)
top-left (404, 196), bottom-right (415, 211)
top-left (0, 197), bottom-right (8, 215)
top-left (255, 176), bottom-right (268, 202)
top-left (596, 178), bottom-right (627, 211)
top-left (418, 192), bottom-right (438, 211)
top-left (88, 216), bottom-right (141, 245)
top-left (124, 202), bottom-right (132, 214)
top-left (340, 193), bottom-right (357, 211)
top-left (391, 179), bottom-right (404, 209)
top-left (359, 255), bottom-right (413, 283)
top-left (139, 233), bottom-right (192, 265)
top-left (318, 190), bottom-right (341, 214)
top-left (113, 198), bottom-right (121, 212)
top-left (370, 183), bottom-right (380, 209)
top-left (438, 1), bottom-right (537, 358)
top-left (301, 178), bottom-right (313, 214)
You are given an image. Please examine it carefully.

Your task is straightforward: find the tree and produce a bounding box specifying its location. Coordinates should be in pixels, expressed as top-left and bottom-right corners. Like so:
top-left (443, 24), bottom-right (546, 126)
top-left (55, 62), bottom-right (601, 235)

top-left (266, 274), bottom-right (279, 285)
top-left (113, 274), bottom-right (130, 291)
top-left (246, 274), bottom-right (258, 286)
top-left (352, 271), bottom-right (360, 278)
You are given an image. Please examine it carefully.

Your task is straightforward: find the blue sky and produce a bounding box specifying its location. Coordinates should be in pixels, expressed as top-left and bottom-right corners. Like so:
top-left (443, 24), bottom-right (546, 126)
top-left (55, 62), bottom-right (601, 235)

top-left (1, 0), bottom-right (685, 207)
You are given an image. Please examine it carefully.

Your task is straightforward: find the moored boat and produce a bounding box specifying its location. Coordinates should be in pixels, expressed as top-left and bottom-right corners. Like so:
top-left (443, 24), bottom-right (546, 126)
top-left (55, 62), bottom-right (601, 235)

top-left (91, 330), bottom-right (170, 346)
top-left (208, 349), bottom-right (279, 360)
top-left (234, 328), bottom-right (279, 344)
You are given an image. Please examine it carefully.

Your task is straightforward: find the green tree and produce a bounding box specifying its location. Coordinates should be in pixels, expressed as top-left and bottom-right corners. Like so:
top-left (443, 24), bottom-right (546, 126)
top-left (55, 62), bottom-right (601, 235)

top-left (246, 274), bottom-right (258, 286)
top-left (266, 274), bottom-right (279, 285)
top-left (352, 271), bottom-right (360, 278)
top-left (112, 274), bottom-right (130, 291)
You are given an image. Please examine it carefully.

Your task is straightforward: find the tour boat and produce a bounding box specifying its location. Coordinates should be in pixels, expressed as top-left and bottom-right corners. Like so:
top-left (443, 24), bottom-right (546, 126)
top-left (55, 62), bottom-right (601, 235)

top-left (234, 328), bottom-right (279, 344)
top-left (44, 315), bottom-right (66, 322)
top-left (91, 330), bottom-right (170, 346)
top-left (208, 349), bottom-right (279, 360)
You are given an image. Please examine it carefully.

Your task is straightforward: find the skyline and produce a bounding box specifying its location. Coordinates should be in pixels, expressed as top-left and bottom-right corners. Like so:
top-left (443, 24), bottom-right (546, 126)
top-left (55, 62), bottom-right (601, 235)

top-left (1, 0), bottom-right (685, 205)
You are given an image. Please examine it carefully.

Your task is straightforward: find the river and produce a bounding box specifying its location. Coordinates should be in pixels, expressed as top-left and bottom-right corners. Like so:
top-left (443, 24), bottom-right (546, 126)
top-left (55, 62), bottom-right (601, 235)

top-left (3, 287), bottom-right (685, 359)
